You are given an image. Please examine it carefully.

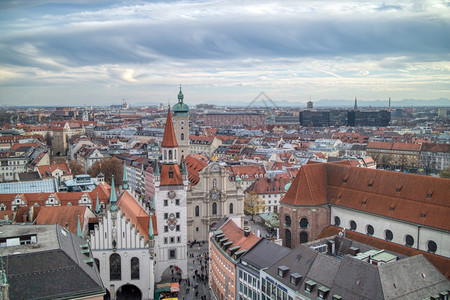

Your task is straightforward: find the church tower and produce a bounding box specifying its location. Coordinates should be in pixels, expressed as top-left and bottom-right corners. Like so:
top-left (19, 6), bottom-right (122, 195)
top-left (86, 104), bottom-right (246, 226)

top-left (153, 108), bottom-right (189, 282)
top-left (172, 86), bottom-right (190, 162)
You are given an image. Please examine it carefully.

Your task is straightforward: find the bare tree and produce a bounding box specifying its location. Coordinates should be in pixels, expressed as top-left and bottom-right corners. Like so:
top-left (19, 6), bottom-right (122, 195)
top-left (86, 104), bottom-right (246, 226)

top-left (244, 191), bottom-right (265, 221)
top-left (69, 160), bottom-right (85, 176)
top-left (88, 157), bottom-right (123, 186)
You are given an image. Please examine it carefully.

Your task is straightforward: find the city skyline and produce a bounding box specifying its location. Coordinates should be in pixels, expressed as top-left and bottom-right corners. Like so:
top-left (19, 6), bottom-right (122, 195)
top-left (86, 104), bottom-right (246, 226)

top-left (0, 0), bottom-right (449, 106)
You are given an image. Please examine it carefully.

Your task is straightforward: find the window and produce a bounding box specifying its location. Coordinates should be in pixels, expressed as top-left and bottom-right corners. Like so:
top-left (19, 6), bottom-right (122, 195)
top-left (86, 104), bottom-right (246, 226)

top-left (385, 230), bottom-right (393, 241)
top-left (94, 258), bottom-right (100, 272)
top-left (367, 225), bottom-right (374, 236)
top-left (176, 225), bottom-right (180, 231)
top-left (169, 249), bottom-right (176, 259)
top-left (405, 235), bottom-right (414, 247)
top-left (212, 202), bottom-right (217, 215)
top-left (175, 199), bottom-right (180, 205)
top-left (164, 213), bottom-right (168, 219)
top-left (170, 237), bottom-right (174, 243)
top-left (229, 203), bottom-right (233, 214)
top-left (181, 133), bottom-right (184, 141)
top-left (427, 240), bottom-right (437, 253)
top-left (164, 226), bottom-right (168, 233)
top-left (285, 229), bottom-right (291, 248)
top-left (169, 150), bottom-right (173, 160)
top-left (334, 216), bottom-right (341, 226)
top-left (176, 212), bottom-right (180, 218)
top-left (164, 200), bottom-right (168, 206)
top-left (300, 231), bottom-right (308, 244)
top-left (196, 227), bottom-right (199, 232)
top-left (195, 206), bottom-right (199, 217)
top-left (350, 220), bottom-right (357, 231)
top-left (299, 218), bottom-right (308, 229)
top-left (177, 236), bottom-right (181, 243)
top-left (284, 215), bottom-right (291, 227)
top-left (131, 257), bottom-right (139, 279)
top-left (109, 253), bottom-right (121, 281)
top-left (164, 237), bottom-right (168, 244)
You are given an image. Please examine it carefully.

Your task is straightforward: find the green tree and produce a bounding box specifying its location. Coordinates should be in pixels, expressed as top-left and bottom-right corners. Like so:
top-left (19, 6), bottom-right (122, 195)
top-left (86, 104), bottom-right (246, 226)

top-left (244, 191), bottom-right (265, 221)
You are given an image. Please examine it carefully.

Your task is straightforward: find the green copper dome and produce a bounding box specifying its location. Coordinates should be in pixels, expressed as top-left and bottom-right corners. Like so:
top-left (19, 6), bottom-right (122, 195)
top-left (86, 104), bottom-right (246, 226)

top-left (284, 181), bottom-right (292, 192)
top-left (172, 87), bottom-right (189, 116)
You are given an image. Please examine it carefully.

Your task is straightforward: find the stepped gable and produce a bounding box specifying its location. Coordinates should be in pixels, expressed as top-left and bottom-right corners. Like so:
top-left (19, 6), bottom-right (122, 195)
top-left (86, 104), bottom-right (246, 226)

top-left (318, 225), bottom-right (450, 280)
top-left (281, 163), bottom-right (328, 206)
top-left (161, 109), bottom-right (178, 148)
top-left (326, 164), bottom-right (450, 231)
top-left (117, 190), bottom-right (154, 240)
top-left (160, 163), bottom-right (183, 186)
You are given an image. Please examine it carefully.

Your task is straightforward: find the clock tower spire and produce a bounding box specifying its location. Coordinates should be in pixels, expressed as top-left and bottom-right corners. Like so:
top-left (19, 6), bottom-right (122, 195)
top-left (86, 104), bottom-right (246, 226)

top-left (172, 86), bottom-right (190, 162)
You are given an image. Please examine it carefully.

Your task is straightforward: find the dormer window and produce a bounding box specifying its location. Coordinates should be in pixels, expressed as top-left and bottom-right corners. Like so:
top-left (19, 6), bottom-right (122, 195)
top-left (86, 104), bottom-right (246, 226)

top-left (290, 273), bottom-right (302, 285)
top-left (278, 265), bottom-right (289, 278)
top-left (169, 167), bottom-right (173, 178)
top-left (318, 286), bottom-right (330, 299)
top-left (305, 280), bottom-right (316, 293)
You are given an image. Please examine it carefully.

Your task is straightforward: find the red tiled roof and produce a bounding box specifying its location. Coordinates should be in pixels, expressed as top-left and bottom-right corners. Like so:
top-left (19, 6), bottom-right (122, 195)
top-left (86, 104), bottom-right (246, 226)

top-left (34, 206), bottom-right (87, 235)
top-left (317, 225), bottom-right (450, 280)
top-left (185, 155), bottom-right (208, 186)
top-left (160, 164), bottom-right (183, 186)
top-left (220, 219), bottom-right (260, 255)
top-left (246, 177), bottom-right (291, 195)
top-left (367, 141), bottom-right (393, 150)
top-left (326, 164), bottom-right (450, 231)
top-left (421, 143), bottom-right (450, 153)
top-left (38, 162), bottom-right (71, 178)
top-left (281, 163), bottom-right (328, 206)
top-left (392, 142), bottom-right (421, 151)
top-left (118, 191), bottom-right (152, 240)
top-left (161, 110), bottom-right (178, 148)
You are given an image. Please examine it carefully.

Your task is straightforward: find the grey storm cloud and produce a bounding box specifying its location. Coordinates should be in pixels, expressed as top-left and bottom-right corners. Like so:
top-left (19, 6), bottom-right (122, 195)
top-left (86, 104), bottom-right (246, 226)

top-left (1, 0), bottom-right (449, 68)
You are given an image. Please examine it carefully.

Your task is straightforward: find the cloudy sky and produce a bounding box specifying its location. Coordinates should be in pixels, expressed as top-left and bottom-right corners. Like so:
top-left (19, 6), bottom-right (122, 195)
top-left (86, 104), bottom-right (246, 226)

top-left (0, 0), bottom-right (449, 107)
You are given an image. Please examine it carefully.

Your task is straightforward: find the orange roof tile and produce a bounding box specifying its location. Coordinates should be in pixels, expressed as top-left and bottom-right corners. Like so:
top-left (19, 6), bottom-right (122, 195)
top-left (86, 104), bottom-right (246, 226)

top-left (160, 164), bottom-right (183, 186)
top-left (220, 219), bottom-right (260, 255)
top-left (161, 110), bottom-right (178, 148)
top-left (185, 155), bottom-right (208, 186)
top-left (281, 163), bottom-right (328, 206)
top-left (118, 191), bottom-right (151, 240)
top-left (34, 206), bottom-right (87, 235)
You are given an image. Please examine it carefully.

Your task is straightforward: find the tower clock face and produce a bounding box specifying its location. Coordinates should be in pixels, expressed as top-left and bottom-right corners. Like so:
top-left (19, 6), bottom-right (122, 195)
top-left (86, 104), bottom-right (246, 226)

top-left (179, 120), bottom-right (185, 126)
top-left (168, 190), bottom-right (176, 199)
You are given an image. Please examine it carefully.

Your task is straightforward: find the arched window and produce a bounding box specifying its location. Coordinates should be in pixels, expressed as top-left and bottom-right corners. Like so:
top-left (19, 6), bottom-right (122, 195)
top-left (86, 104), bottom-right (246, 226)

top-left (212, 202), bottom-right (217, 215)
top-left (110, 253), bottom-right (121, 281)
top-left (131, 257), bottom-right (139, 279)
top-left (299, 218), bottom-right (308, 229)
top-left (366, 225), bottom-right (374, 236)
top-left (285, 229), bottom-right (291, 248)
top-left (385, 230), bottom-right (393, 241)
top-left (284, 215), bottom-right (291, 227)
top-left (300, 231), bottom-right (308, 244)
top-left (334, 216), bottom-right (341, 226)
top-left (195, 206), bottom-right (200, 217)
top-left (94, 258), bottom-right (100, 272)
top-left (168, 150), bottom-right (173, 160)
top-left (405, 235), bottom-right (414, 247)
top-left (181, 133), bottom-right (184, 141)
top-left (229, 203), bottom-right (233, 214)
top-left (350, 220), bottom-right (357, 231)
top-left (427, 240), bottom-right (437, 253)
